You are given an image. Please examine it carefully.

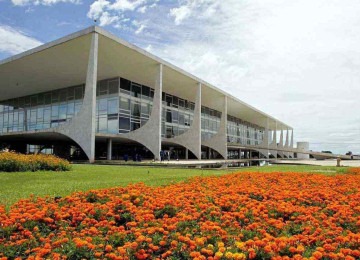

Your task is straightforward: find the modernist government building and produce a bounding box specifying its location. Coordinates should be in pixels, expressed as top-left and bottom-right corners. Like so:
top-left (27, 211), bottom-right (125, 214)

top-left (0, 26), bottom-right (300, 162)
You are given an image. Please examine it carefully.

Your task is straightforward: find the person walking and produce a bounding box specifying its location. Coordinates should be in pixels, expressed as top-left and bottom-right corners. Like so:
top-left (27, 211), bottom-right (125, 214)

top-left (160, 150), bottom-right (164, 162)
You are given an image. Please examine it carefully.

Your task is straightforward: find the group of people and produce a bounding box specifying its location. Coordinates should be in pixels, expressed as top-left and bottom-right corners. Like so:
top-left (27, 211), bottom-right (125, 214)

top-left (159, 150), bottom-right (172, 161)
top-left (123, 153), bottom-right (142, 162)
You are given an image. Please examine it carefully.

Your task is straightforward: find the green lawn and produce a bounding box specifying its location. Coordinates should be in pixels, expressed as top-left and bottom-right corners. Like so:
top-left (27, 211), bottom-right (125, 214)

top-left (0, 164), bottom-right (349, 208)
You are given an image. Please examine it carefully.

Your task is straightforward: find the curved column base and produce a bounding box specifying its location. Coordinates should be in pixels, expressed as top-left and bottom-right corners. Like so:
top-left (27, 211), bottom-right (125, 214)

top-left (202, 137), bottom-right (228, 159)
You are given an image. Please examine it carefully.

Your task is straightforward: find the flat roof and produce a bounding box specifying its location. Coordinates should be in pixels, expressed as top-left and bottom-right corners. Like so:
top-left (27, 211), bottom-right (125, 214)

top-left (0, 26), bottom-right (292, 130)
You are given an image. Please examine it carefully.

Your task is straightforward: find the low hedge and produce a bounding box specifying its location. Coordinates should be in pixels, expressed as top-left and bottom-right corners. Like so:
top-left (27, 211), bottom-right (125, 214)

top-left (0, 152), bottom-right (71, 172)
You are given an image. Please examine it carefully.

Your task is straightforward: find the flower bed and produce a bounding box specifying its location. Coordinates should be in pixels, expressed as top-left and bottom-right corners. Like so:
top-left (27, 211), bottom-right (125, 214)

top-left (0, 171), bottom-right (359, 259)
top-left (0, 152), bottom-right (71, 172)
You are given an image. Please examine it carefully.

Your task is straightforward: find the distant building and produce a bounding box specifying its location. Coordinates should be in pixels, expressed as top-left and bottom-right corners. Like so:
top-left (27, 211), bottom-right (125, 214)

top-left (0, 26), bottom-right (294, 162)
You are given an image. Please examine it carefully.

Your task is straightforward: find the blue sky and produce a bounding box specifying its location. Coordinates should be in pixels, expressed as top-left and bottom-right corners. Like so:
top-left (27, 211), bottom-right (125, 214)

top-left (1, 0), bottom-right (360, 154)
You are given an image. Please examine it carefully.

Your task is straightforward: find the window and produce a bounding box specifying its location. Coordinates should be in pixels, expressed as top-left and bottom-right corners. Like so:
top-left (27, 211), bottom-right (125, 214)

top-left (166, 110), bottom-right (172, 123)
top-left (131, 102), bottom-right (141, 118)
top-left (67, 88), bottom-right (74, 100)
top-left (131, 121), bottom-right (140, 131)
top-left (142, 85), bottom-right (150, 98)
top-left (59, 104), bottom-right (67, 119)
top-left (120, 97), bottom-right (130, 111)
top-left (75, 87), bottom-right (83, 99)
top-left (166, 126), bottom-right (173, 138)
top-left (166, 95), bottom-right (172, 106)
top-left (51, 104), bottom-right (59, 118)
top-left (172, 96), bottom-right (178, 108)
top-left (107, 117), bottom-right (118, 134)
top-left (120, 78), bottom-right (131, 92)
top-left (131, 83), bottom-right (141, 98)
top-left (99, 81), bottom-right (108, 96)
top-left (141, 103), bottom-right (150, 116)
top-left (67, 102), bottom-right (75, 115)
top-left (119, 116), bottom-right (130, 131)
top-left (59, 90), bottom-right (67, 102)
top-left (108, 98), bottom-right (118, 115)
top-left (98, 116), bottom-right (107, 132)
top-left (98, 99), bottom-right (107, 113)
top-left (108, 80), bottom-right (119, 94)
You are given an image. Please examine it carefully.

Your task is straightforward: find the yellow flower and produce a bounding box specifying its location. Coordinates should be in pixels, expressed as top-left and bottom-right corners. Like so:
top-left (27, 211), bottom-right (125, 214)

top-left (225, 251), bottom-right (233, 259)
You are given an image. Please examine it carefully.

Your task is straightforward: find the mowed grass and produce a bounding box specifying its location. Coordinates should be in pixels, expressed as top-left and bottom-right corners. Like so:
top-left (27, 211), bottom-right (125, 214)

top-left (0, 164), bottom-right (349, 208)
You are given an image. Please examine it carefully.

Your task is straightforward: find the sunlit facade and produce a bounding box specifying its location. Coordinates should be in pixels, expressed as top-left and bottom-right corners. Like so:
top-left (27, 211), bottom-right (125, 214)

top-left (0, 26), bottom-right (294, 162)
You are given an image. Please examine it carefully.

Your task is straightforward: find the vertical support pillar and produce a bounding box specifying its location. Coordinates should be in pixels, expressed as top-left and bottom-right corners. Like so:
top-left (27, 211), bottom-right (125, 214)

top-left (275, 121), bottom-right (278, 158)
top-left (196, 83), bottom-right (202, 159)
top-left (266, 118), bottom-right (269, 158)
top-left (185, 148), bottom-right (189, 160)
top-left (224, 96), bottom-right (228, 160)
top-left (155, 64), bottom-right (163, 160)
top-left (107, 139), bottom-right (112, 160)
top-left (120, 63), bottom-right (163, 160)
top-left (198, 95), bottom-right (227, 159)
top-left (285, 128), bottom-right (289, 158)
top-left (278, 128), bottom-right (284, 158)
top-left (85, 32), bottom-right (98, 163)
top-left (289, 129), bottom-right (294, 158)
top-left (167, 82), bottom-right (202, 159)
top-left (57, 32), bottom-right (98, 163)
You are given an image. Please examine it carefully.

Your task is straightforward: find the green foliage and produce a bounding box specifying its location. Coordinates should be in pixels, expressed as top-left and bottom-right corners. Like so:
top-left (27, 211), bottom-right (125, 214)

top-left (154, 205), bottom-right (178, 219)
top-left (0, 152), bottom-right (71, 172)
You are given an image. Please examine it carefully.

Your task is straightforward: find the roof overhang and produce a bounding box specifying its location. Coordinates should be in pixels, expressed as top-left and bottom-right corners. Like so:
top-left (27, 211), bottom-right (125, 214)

top-left (0, 26), bottom-right (292, 131)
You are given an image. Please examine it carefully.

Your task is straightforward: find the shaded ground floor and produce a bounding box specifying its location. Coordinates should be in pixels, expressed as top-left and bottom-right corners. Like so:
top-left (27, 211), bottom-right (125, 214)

top-left (0, 133), bottom-right (273, 162)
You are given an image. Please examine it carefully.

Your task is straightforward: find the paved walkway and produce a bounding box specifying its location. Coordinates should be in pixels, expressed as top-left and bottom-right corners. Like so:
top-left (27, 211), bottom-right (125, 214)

top-left (274, 159), bottom-right (360, 167)
top-left (96, 159), bottom-right (360, 167)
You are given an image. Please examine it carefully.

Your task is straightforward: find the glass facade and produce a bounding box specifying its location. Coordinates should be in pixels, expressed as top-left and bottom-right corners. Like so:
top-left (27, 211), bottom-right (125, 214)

top-left (227, 115), bottom-right (264, 146)
top-left (0, 76), bottom-right (264, 147)
top-left (161, 93), bottom-right (195, 138)
top-left (96, 77), bottom-right (154, 134)
top-left (0, 85), bottom-right (84, 134)
top-left (201, 106), bottom-right (221, 140)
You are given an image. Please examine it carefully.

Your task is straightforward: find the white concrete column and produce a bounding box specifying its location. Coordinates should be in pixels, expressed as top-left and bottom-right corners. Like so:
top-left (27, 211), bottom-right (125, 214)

top-left (57, 32), bottom-right (98, 162)
top-left (107, 138), bottom-right (112, 160)
top-left (120, 63), bottom-right (163, 160)
top-left (289, 129), bottom-right (294, 158)
top-left (278, 129), bottom-right (284, 158)
top-left (257, 118), bottom-right (270, 159)
top-left (285, 129), bottom-right (289, 148)
top-left (268, 120), bottom-right (277, 158)
top-left (284, 129), bottom-right (289, 158)
top-left (185, 148), bottom-right (189, 160)
top-left (155, 64), bottom-right (163, 159)
top-left (167, 82), bottom-right (202, 159)
top-left (202, 95), bottom-right (228, 159)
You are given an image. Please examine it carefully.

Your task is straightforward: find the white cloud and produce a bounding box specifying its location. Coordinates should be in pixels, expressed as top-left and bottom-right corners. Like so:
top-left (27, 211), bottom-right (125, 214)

top-left (0, 25), bottom-right (42, 55)
top-left (11, 0), bottom-right (80, 6)
top-left (137, 5), bottom-right (147, 13)
top-left (87, 0), bottom-right (154, 28)
top-left (169, 0), bottom-right (219, 25)
top-left (111, 0), bottom-right (145, 11)
top-left (135, 23), bottom-right (146, 34)
top-left (145, 44), bottom-right (153, 52)
top-left (98, 11), bottom-right (119, 26)
top-left (169, 5), bottom-right (191, 25)
top-left (88, 0), bottom-right (110, 20)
